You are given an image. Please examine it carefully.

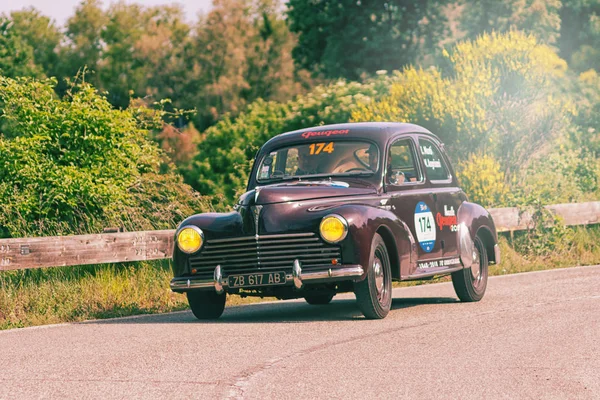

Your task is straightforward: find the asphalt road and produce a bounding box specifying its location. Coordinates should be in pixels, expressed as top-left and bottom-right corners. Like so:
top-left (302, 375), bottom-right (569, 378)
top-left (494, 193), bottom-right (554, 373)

top-left (1, 265), bottom-right (599, 400)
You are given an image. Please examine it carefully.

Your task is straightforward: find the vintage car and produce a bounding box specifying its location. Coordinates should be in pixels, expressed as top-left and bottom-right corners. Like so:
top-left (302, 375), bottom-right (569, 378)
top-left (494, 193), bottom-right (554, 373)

top-left (170, 122), bottom-right (500, 319)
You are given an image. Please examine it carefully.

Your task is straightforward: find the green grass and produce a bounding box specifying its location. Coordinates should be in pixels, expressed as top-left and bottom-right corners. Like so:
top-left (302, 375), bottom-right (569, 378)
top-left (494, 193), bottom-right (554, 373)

top-left (1, 226), bottom-right (599, 330)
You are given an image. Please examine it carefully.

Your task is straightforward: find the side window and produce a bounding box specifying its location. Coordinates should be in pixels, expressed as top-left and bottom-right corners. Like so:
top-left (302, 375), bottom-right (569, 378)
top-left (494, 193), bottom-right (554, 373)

top-left (387, 139), bottom-right (421, 185)
top-left (419, 138), bottom-right (450, 181)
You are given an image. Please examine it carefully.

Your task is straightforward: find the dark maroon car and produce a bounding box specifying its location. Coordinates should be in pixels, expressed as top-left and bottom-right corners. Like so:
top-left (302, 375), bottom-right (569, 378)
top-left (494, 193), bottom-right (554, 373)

top-left (170, 122), bottom-right (500, 319)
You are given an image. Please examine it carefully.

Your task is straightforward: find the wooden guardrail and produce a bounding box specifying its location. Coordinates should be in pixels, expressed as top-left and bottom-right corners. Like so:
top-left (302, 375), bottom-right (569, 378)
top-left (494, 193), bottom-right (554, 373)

top-left (0, 201), bottom-right (598, 272)
top-left (0, 230), bottom-right (174, 272)
top-left (488, 201), bottom-right (600, 232)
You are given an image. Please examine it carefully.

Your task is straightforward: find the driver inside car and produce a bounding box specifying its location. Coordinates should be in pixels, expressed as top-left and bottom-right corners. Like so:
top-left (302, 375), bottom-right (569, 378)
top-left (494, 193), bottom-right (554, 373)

top-left (386, 149), bottom-right (406, 185)
top-left (296, 146), bottom-right (322, 176)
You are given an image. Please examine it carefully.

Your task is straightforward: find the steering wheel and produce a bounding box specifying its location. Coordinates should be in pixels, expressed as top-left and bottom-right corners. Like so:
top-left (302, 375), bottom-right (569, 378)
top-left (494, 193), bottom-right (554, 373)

top-left (388, 169), bottom-right (406, 185)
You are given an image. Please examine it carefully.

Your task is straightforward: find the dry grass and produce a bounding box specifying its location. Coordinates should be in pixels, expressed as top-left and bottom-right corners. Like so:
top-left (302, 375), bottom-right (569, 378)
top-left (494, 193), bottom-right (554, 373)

top-left (1, 226), bottom-right (599, 330)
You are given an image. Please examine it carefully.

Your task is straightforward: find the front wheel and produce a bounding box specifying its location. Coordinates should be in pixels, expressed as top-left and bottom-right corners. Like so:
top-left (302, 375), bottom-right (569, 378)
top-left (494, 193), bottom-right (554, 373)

top-left (354, 233), bottom-right (393, 319)
top-left (452, 235), bottom-right (488, 302)
top-left (187, 290), bottom-right (226, 320)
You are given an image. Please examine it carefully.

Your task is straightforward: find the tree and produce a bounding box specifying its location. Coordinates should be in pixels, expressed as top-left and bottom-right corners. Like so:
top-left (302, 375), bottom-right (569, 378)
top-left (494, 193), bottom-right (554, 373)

top-left (459, 0), bottom-right (562, 46)
top-left (559, 0), bottom-right (600, 72)
top-left (183, 0), bottom-right (303, 129)
top-left (0, 18), bottom-right (43, 78)
top-left (286, 0), bottom-right (450, 80)
top-left (58, 0), bottom-right (107, 94)
top-left (7, 8), bottom-right (61, 78)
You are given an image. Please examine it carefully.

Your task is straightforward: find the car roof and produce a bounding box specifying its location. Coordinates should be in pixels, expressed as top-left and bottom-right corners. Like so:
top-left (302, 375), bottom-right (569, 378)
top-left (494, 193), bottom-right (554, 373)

top-left (262, 122), bottom-right (442, 149)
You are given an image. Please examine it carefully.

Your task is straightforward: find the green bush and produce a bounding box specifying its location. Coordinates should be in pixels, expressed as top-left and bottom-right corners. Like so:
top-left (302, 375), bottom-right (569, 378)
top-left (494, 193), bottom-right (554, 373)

top-left (352, 31), bottom-right (597, 207)
top-left (353, 32), bottom-right (570, 169)
top-left (456, 154), bottom-right (508, 207)
top-left (0, 77), bottom-right (208, 238)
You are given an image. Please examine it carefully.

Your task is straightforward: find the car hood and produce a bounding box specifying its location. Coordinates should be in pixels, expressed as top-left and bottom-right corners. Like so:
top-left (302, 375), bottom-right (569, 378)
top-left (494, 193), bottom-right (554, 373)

top-left (239, 180), bottom-right (377, 206)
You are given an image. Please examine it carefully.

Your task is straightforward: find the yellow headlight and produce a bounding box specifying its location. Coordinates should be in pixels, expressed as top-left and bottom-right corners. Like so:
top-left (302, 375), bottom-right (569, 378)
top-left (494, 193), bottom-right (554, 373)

top-left (320, 215), bottom-right (348, 243)
top-left (177, 226), bottom-right (203, 254)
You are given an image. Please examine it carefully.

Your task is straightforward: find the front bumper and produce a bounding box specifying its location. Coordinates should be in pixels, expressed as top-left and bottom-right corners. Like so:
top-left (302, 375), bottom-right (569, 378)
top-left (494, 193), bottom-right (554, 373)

top-left (170, 260), bottom-right (364, 293)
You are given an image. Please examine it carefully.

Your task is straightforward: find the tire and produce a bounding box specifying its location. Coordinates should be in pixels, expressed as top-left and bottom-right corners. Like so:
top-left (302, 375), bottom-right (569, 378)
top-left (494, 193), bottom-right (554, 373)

top-left (452, 234), bottom-right (488, 302)
top-left (304, 293), bottom-right (335, 305)
top-left (187, 290), bottom-right (226, 320)
top-left (354, 233), bottom-right (393, 319)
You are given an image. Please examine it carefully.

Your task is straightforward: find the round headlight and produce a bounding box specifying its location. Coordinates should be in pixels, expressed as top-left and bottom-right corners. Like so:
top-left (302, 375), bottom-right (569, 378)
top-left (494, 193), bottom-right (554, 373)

top-left (177, 226), bottom-right (204, 254)
top-left (319, 214), bottom-right (348, 243)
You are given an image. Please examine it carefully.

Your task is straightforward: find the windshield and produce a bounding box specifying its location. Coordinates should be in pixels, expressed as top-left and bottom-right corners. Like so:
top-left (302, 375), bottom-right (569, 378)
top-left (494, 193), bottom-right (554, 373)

top-left (256, 141), bottom-right (379, 182)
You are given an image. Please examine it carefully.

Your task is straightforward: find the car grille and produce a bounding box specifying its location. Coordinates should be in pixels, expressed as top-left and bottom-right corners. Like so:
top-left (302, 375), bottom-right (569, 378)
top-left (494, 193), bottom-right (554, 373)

top-left (188, 233), bottom-right (342, 279)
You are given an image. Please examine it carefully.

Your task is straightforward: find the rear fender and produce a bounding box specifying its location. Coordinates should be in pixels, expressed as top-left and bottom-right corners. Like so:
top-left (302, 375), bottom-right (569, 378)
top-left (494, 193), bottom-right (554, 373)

top-left (456, 202), bottom-right (499, 268)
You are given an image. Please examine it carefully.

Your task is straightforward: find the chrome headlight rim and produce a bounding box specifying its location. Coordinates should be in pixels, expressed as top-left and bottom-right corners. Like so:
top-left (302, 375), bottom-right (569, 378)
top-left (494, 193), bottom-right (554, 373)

top-left (176, 225), bottom-right (205, 254)
top-left (319, 214), bottom-right (349, 244)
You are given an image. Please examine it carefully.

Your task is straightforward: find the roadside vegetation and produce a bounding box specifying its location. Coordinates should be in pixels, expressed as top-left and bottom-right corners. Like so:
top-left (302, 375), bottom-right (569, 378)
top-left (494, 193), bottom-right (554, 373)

top-left (2, 224), bottom-right (600, 330)
top-left (1, 0), bottom-right (599, 328)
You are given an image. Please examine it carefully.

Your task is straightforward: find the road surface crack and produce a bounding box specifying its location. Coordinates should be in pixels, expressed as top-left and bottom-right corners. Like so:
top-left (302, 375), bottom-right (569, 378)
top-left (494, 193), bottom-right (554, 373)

top-left (223, 318), bottom-right (450, 399)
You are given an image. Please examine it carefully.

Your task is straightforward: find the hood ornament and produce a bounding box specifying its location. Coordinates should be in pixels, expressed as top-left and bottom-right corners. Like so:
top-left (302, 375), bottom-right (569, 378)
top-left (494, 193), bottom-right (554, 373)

top-left (252, 205), bottom-right (263, 236)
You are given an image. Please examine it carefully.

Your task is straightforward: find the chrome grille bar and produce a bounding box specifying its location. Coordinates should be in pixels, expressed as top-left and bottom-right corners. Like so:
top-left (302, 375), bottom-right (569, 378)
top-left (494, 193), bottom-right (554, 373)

top-left (188, 233), bottom-right (341, 277)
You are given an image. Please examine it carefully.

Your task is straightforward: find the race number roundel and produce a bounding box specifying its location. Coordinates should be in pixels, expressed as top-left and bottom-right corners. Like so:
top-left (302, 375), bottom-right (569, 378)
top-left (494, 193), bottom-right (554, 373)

top-left (414, 201), bottom-right (436, 253)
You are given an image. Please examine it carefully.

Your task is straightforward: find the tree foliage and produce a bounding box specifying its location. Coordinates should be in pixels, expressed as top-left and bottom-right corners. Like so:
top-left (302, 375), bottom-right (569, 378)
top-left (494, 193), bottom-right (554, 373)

top-left (459, 0), bottom-right (562, 46)
top-left (458, 0), bottom-right (600, 73)
top-left (354, 32), bottom-right (569, 173)
top-left (559, 0), bottom-right (600, 72)
top-left (287, 0), bottom-right (450, 80)
top-left (0, 18), bottom-right (43, 78)
top-left (0, 77), bottom-right (208, 238)
top-left (352, 32), bottom-right (598, 206)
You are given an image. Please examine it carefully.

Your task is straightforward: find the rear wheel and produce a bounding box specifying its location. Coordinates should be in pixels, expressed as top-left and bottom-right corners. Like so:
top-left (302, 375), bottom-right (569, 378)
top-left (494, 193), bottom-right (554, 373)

top-left (304, 293), bottom-right (335, 305)
top-left (187, 290), bottom-right (226, 320)
top-left (354, 233), bottom-right (392, 319)
top-left (452, 234), bottom-right (488, 302)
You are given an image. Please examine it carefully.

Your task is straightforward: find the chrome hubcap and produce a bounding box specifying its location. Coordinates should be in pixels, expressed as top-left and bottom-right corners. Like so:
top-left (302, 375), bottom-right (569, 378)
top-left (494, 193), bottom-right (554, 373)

top-left (373, 257), bottom-right (384, 297)
top-left (471, 249), bottom-right (480, 280)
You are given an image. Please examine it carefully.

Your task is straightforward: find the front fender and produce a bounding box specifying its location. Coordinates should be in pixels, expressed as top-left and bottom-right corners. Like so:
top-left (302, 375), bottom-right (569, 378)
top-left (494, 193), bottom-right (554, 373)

top-left (330, 205), bottom-right (416, 280)
top-left (172, 212), bottom-right (243, 276)
top-left (456, 202), bottom-right (499, 268)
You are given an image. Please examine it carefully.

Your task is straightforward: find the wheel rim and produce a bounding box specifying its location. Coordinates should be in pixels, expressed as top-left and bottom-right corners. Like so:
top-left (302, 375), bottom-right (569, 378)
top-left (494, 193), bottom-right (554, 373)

top-left (373, 256), bottom-right (384, 297)
top-left (471, 241), bottom-right (484, 289)
top-left (373, 247), bottom-right (389, 304)
top-left (470, 248), bottom-right (480, 279)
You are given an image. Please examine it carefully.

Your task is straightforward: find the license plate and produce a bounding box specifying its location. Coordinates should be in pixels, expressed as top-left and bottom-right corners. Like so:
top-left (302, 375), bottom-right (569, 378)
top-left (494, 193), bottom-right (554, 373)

top-left (228, 271), bottom-right (286, 288)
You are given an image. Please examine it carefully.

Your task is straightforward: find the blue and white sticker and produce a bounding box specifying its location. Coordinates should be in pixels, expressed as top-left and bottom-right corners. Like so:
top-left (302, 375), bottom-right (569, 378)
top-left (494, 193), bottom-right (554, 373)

top-left (414, 201), bottom-right (436, 253)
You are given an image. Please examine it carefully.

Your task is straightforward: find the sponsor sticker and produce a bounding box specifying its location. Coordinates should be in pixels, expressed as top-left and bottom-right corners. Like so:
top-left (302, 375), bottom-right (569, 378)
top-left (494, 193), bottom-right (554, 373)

top-left (414, 201), bottom-right (436, 253)
top-left (436, 205), bottom-right (458, 231)
top-left (260, 166), bottom-right (270, 179)
top-left (418, 257), bottom-right (461, 269)
top-left (420, 145), bottom-right (434, 155)
top-left (424, 158), bottom-right (442, 169)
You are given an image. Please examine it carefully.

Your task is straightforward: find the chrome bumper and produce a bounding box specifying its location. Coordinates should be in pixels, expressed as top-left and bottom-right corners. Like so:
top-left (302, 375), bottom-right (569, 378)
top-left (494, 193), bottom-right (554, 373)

top-left (170, 260), bottom-right (364, 293)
